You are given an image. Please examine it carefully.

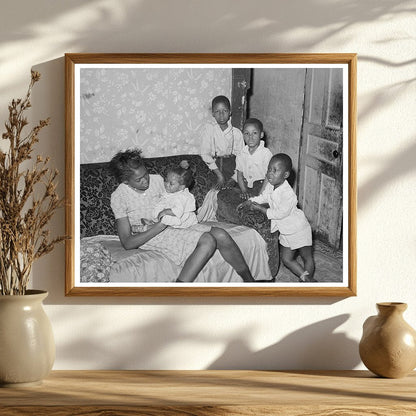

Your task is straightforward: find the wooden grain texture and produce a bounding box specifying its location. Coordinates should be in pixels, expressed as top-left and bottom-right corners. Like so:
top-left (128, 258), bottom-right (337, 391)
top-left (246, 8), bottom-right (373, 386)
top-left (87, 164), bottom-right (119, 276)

top-left (64, 54), bottom-right (75, 296)
top-left (64, 53), bottom-right (357, 297)
top-left (348, 54), bottom-right (358, 297)
top-left (64, 285), bottom-right (357, 297)
top-left (0, 370), bottom-right (415, 415)
top-left (65, 53), bottom-right (357, 64)
top-left (3, 405), bottom-right (416, 416)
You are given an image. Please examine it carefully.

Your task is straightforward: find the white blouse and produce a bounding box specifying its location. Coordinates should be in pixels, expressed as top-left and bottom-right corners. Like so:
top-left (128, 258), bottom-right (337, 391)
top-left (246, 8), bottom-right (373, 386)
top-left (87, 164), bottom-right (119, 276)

top-left (110, 175), bottom-right (165, 226)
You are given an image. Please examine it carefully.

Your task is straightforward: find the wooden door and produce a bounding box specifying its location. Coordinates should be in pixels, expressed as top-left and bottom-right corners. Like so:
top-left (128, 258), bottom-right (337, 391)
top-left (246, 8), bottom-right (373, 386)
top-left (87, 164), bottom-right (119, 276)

top-left (298, 68), bottom-right (343, 249)
top-left (231, 69), bottom-right (251, 130)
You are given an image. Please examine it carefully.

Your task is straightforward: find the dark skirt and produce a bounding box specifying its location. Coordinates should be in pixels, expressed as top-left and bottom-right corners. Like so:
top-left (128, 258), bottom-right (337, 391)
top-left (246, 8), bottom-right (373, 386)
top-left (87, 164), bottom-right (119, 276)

top-left (215, 155), bottom-right (236, 182)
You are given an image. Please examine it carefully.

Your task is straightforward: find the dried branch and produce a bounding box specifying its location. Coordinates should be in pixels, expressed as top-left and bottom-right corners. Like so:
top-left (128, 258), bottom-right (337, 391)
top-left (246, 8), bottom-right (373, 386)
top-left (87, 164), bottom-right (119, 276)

top-left (0, 71), bottom-right (66, 295)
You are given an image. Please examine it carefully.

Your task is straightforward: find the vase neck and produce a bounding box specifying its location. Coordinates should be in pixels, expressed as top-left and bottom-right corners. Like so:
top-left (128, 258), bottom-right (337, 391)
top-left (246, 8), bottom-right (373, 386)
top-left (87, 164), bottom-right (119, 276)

top-left (377, 302), bottom-right (407, 316)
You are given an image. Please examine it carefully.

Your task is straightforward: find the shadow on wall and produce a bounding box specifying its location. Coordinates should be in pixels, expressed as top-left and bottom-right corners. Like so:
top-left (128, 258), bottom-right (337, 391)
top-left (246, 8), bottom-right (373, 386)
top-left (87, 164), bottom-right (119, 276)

top-left (207, 314), bottom-right (360, 370)
top-left (54, 310), bottom-right (208, 369)
top-left (30, 57), bottom-right (66, 301)
top-left (0, 0), bottom-right (414, 97)
top-left (359, 139), bottom-right (416, 209)
top-left (53, 308), bottom-right (359, 370)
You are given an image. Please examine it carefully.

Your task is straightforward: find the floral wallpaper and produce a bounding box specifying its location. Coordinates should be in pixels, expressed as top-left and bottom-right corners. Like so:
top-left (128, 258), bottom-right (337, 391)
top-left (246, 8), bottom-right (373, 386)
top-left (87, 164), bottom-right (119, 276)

top-left (80, 67), bottom-right (231, 163)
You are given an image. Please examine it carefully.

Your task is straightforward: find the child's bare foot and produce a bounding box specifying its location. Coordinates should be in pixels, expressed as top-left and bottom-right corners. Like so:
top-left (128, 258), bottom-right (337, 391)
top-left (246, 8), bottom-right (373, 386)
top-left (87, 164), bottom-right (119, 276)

top-left (298, 271), bottom-right (317, 282)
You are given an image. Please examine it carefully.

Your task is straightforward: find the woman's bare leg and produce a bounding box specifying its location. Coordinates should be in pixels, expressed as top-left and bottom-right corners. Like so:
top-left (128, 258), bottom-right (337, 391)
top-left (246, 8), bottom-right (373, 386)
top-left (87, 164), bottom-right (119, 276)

top-left (176, 232), bottom-right (216, 282)
top-left (209, 227), bottom-right (255, 282)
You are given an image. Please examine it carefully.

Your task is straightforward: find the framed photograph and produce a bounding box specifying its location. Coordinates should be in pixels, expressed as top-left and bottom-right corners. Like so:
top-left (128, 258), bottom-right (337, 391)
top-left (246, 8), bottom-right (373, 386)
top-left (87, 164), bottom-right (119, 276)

top-left (65, 53), bottom-right (356, 297)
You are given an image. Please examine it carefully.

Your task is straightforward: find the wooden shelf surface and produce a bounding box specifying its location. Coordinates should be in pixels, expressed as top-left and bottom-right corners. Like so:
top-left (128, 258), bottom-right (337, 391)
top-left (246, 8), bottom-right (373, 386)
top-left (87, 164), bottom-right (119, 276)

top-left (0, 370), bottom-right (415, 415)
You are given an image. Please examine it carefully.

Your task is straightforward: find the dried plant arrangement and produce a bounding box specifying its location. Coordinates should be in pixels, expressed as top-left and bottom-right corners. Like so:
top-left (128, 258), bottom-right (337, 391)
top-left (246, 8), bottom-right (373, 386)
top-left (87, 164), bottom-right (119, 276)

top-left (0, 71), bottom-right (65, 295)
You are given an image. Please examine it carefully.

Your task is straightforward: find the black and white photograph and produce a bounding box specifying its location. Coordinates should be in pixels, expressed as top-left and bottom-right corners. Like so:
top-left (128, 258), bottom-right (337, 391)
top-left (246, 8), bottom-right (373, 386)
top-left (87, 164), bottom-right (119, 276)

top-left (65, 54), bottom-right (356, 296)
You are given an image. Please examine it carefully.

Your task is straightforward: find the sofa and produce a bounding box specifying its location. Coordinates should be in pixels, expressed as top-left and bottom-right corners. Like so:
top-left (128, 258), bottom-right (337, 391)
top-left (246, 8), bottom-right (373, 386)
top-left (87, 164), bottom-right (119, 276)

top-left (80, 154), bottom-right (279, 282)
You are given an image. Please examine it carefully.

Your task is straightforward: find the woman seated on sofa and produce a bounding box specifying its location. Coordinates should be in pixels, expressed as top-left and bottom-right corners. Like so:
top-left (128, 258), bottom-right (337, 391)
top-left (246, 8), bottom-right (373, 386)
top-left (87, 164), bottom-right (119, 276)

top-left (109, 148), bottom-right (260, 283)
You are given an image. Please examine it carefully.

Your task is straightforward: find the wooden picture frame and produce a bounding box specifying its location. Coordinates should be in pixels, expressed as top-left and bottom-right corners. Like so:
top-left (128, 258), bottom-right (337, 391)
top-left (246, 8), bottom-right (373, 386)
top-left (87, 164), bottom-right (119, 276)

top-left (65, 53), bottom-right (356, 296)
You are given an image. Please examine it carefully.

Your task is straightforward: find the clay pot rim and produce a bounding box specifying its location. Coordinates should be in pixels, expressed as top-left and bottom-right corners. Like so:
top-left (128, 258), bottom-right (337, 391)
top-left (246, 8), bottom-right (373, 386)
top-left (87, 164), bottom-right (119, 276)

top-left (377, 302), bottom-right (407, 312)
top-left (377, 302), bottom-right (407, 306)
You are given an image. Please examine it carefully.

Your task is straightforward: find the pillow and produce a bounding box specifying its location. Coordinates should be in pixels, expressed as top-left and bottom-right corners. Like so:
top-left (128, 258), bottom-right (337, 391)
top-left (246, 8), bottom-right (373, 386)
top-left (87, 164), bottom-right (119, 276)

top-left (80, 239), bottom-right (112, 283)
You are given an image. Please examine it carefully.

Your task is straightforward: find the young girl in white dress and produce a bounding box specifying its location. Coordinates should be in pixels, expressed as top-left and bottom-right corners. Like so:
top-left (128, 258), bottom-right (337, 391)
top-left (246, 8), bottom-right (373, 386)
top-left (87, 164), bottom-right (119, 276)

top-left (142, 164), bottom-right (198, 229)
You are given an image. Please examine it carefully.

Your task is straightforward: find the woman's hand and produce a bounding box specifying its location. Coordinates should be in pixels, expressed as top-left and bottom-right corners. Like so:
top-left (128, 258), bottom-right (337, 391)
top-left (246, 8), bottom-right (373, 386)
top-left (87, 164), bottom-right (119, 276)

top-left (151, 221), bottom-right (168, 231)
top-left (141, 218), bottom-right (155, 226)
top-left (116, 217), bottom-right (167, 250)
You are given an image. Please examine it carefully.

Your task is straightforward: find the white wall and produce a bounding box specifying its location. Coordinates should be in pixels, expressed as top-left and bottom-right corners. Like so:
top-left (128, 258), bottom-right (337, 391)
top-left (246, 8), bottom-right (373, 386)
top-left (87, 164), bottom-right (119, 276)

top-left (1, 0), bottom-right (415, 370)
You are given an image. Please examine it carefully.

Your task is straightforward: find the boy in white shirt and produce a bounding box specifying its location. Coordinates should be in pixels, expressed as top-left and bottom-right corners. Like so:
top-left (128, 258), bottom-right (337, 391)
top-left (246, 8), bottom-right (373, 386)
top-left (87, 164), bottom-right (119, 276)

top-left (216, 117), bottom-right (272, 224)
top-left (239, 153), bottom-right (316, 282)
top-left (197, 95), bottom-right (244, 222)
top-left (200, 95), bottom-right (244, 190)
top-left (236, 118), bottom-right (273, 199)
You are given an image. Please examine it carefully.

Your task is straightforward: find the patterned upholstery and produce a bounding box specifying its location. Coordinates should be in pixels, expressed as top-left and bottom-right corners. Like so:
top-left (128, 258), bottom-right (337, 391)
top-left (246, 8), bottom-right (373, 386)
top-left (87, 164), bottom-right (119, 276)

top-left (80, 162), bottom-right (119, 237)
top-left (80, 154), bottom-right (279, 276)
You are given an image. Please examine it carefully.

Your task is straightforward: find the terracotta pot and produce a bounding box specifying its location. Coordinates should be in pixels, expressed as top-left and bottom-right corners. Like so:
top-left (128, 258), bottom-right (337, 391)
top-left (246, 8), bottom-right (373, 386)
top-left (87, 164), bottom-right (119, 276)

top-left (0, 290), bottom-right (55, 387)
top-left (359, 302), bottom-right (416, 378)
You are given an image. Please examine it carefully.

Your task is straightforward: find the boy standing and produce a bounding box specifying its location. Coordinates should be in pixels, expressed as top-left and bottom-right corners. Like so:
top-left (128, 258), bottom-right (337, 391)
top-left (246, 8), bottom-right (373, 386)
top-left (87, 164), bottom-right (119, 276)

top-left (239, 153), bottom-right (316, 282)
top-left (200, 95), bottom-right (244, 190)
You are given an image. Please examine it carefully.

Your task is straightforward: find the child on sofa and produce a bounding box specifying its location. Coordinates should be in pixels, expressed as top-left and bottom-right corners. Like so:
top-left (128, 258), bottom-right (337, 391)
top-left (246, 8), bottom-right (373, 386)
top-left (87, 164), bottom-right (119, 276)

top-left (197, 95), bottom-right (244, 222)
top-left (238, 153), bottom-right (316, 282)
top-left (142, 163), bottom-right (198, 229)
top-left (216, 118), bottom-right (272, 224)
top-left (200, 95), bottom-right (244, 190)
top-left (236, 118), bottom-right (273, 199)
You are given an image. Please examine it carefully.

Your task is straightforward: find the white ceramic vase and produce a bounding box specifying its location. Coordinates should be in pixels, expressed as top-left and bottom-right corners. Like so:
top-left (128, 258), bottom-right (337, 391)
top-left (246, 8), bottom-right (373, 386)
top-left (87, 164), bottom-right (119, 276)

top-left (0, 290), bottom-right (55, 387)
